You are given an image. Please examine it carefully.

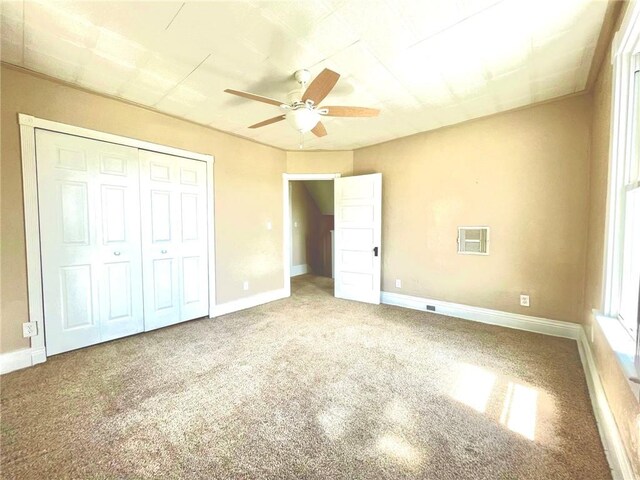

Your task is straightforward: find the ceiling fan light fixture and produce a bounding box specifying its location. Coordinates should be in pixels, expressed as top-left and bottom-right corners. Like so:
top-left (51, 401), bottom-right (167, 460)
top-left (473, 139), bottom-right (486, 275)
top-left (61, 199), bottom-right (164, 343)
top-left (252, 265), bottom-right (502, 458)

top-left (224, 68), bottom-right (381, 140)
top-left (286, 108), bottom-right (320, 133)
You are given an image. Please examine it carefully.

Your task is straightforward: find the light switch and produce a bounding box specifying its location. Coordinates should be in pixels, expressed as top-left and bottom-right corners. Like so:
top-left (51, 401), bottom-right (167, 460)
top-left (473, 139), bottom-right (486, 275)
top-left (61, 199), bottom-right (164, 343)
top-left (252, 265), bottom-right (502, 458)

top-left (266, 221), bottom-right (272, 230)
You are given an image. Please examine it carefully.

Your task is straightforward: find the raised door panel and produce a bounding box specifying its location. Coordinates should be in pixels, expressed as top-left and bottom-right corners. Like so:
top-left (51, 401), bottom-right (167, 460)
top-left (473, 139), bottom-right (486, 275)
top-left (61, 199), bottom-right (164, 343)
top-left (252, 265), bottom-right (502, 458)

top-left (59, 265), bottom-right (94, 330)
top-left (180, 193), bottom-right (199, 242)
top-left (153, 258), bottom-right (175, 310)
top-left (56, 147), bottom-right (87, 171)
top-left (104, 262), bottom-right (132, 320)
top-left (151, 190), bottom-right (173, 243)
top-left (181, 256), bottom-right (201, 305)
top-left (101, 259), bottom-right (141, 341)
top-left (60, 181), bottom-right (91, 245)
top-left (101, 185), bottom-right (127, 244)
top-left (99, 152), bottom-right (128, 176)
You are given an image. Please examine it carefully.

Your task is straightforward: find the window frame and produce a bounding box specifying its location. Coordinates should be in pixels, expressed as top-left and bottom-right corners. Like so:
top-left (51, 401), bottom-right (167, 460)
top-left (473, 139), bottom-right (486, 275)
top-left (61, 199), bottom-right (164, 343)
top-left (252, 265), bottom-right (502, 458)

top-left (601, 0), bottom-right (640, 382)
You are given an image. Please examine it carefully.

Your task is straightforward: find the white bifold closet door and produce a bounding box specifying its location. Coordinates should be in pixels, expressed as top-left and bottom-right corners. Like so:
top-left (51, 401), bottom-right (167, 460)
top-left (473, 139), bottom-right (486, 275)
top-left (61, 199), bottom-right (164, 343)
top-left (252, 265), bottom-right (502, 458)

top-left (36, 130), bottom-right (144, 355)
top-left (139, 150), bottom-right (209, 331)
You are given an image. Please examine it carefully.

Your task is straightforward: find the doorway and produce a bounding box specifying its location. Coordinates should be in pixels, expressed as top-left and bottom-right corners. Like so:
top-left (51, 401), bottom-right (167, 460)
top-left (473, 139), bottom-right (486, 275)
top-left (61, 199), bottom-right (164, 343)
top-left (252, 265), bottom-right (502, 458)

top-left (282, 172), bottom-right (382, 304)
top-left (282, 173), bottom-right (340, 297)
top-left (290, 179), bottom-right (335, 279)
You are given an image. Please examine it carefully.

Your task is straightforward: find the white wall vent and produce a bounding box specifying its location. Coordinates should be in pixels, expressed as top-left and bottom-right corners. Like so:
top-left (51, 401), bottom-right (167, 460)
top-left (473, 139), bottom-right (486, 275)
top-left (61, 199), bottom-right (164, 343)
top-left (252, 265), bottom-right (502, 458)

top-left (457, 226), bottom-right (489, 255)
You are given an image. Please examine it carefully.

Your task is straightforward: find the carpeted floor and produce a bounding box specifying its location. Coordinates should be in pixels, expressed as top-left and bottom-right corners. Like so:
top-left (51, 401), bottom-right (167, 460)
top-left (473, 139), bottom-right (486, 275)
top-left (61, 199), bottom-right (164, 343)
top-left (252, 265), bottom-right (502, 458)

top-left (1, 275), bottom-right (611, 479)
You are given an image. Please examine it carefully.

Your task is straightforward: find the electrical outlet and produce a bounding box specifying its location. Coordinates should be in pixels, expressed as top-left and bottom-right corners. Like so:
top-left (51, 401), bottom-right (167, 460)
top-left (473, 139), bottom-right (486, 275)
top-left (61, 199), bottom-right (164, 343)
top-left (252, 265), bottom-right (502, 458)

top-left (395, 279), bottom-right (402, 288)
top-left (243, 280), bottom-right (249, 291)
top-left (520, 294), bottom-right (530, 307)
top-left (294, 221), bottom-right (298, 228)
top-left (22, 322), bottom-right (37, 338)
top-left (266, 221), bottom-right (272, 230)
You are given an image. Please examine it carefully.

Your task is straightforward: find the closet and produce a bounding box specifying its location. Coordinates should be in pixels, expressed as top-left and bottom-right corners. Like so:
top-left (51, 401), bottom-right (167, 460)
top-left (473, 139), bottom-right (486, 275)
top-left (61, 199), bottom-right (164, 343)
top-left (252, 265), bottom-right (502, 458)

top-left (35, 130), bottom-right (211, 355)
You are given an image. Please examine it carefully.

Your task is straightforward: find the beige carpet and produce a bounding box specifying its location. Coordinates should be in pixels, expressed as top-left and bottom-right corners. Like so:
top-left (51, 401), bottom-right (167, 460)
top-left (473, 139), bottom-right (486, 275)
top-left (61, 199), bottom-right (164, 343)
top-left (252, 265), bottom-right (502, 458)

top-left (1, 275), bottom-right (611, 479)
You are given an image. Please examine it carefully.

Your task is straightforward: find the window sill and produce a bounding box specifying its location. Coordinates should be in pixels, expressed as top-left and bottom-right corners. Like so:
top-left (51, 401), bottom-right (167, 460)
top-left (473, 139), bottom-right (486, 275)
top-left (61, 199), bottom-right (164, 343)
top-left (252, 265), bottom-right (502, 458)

top-left (593, 310), bottom-right (640, 401)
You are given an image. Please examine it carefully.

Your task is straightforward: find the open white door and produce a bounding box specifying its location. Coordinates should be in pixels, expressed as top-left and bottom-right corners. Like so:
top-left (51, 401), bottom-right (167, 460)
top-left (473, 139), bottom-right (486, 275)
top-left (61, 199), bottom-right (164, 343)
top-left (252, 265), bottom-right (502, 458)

top-left (334, 173), bottom-right (382, 304)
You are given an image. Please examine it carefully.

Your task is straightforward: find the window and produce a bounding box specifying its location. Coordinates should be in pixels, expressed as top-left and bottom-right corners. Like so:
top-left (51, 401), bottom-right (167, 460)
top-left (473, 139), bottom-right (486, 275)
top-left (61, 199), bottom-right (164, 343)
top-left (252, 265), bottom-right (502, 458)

top-left (603, 2), bottom-right (640, 377)
top-left (618, 59), bottom-right (640, 339)
top-left (457, 227), bottom-right (489, 255)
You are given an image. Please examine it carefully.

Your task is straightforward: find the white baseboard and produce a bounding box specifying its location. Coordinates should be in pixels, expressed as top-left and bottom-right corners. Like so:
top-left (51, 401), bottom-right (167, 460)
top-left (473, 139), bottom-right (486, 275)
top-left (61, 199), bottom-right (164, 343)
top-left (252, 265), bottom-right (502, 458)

top-left (0, 346), bottom-right (47, 375)
top-left (577, 329), bottom-right (636, 480)
top-left (212, 288), bottom-right (288, 317)
top-left (290, 264), bottom-right (309, 277)
top-left (381, 291), bottom-right (581, 339)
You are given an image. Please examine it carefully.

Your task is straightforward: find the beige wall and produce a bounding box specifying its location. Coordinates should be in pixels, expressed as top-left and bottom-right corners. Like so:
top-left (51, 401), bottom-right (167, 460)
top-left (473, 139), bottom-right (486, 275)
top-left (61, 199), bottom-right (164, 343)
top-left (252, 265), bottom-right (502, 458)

top-left (583, 32), bottom-right (640, 476)
top-left (286, 150), bottom-right (353, 175)
top-left (354, 95), bottom-right (592, 323)
top-left (0, 65), bottom-right (286, 354)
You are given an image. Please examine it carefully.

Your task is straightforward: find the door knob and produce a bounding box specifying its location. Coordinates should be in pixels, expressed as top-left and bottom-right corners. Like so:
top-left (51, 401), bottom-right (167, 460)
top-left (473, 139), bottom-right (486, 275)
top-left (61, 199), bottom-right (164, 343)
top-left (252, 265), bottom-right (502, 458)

top-left (161, 249), bottom-right (168, 254)
top-left (373, 246), bottom-right (379, 257)
top-left (113, 251), bottom-right (121, 256)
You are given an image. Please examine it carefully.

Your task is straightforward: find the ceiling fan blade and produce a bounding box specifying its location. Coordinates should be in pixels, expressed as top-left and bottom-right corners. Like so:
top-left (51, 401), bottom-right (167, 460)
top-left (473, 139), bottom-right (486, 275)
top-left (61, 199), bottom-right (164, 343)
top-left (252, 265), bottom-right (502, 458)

top-left (249, 115), bottom-right (286, 129)
top-left (302, 69), bottom-right (340, 105)
top-left (322, 106), bottom-right (380, 117)
top-left (224, 89), bottom-right (285, 107)
top-left (311, 121), bottom-right (327, 137)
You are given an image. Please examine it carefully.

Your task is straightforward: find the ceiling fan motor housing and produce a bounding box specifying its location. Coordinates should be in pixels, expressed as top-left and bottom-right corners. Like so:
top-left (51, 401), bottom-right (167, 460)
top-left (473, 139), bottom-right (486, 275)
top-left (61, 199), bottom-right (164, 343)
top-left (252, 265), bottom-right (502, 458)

top-left (287, 89), bottom-right (304, 104)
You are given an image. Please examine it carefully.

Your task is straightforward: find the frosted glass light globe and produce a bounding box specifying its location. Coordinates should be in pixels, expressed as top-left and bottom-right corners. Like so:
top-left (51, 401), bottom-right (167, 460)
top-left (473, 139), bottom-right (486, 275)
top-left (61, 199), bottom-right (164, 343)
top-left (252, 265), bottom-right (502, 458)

top-left (286, 108), bottom-right (320, 133)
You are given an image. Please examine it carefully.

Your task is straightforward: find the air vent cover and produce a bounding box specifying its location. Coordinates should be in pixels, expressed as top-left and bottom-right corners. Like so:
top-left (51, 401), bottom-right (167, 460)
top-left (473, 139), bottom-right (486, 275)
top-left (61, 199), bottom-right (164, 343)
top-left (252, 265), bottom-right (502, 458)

top-left (457, 226), bottom-right (489, 255)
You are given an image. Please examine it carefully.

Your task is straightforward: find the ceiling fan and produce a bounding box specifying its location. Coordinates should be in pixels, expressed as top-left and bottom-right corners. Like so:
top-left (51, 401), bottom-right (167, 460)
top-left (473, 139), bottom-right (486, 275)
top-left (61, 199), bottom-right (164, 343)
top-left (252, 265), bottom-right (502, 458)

top-left (224, 68), bottom-right (380, 138)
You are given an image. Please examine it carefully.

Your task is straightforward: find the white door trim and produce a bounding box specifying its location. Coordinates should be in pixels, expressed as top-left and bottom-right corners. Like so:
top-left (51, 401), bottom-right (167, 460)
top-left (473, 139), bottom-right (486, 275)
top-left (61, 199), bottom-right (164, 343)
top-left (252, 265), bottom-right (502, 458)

top-left (17, 114), bottom-right (216, 367)
top-left (18, 120), bottom-right (46, 360)
top-left (282, 173), bottom-right (341, 297)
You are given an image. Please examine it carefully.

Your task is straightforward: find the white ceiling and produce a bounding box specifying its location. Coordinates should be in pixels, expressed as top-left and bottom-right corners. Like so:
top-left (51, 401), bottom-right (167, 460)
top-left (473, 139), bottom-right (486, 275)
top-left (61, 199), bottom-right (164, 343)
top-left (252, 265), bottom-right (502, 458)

top-left (1, 0), bottom-right (609, 150)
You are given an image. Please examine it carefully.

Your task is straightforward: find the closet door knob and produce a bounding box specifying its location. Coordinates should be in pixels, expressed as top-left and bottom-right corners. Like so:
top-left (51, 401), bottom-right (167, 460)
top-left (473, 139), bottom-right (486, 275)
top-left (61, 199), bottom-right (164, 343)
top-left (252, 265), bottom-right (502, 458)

top-left (161, 249), bottom-right (168, 254)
